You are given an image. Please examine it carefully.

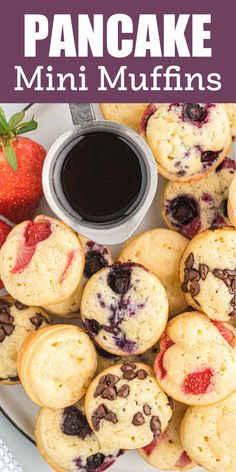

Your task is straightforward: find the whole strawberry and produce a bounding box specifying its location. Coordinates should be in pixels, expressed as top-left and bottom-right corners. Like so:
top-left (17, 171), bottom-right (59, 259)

top-left (0, 107), bottom-right (46, 223)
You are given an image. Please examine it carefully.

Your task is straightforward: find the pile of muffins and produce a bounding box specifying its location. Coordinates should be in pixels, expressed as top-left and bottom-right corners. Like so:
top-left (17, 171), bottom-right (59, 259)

top-left (0, 103), bottom-right (235, 472)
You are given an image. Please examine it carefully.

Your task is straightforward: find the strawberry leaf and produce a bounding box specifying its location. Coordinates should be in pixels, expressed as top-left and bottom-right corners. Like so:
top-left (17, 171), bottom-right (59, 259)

top-left (14, 117), bottom-right (38, 135)
top-left (0, 107), bottom-right (7, 120)
top-left (0, 112), bottom-right (11, 136)
top-left (8, 110), bottom-right (25, 129)
top-left (2, 141), bottom-right (18, 171)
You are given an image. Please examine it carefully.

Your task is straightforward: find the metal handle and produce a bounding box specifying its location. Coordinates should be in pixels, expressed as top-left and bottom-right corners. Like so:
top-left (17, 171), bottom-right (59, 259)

top-left (69, 103), bottom-right (96, 126)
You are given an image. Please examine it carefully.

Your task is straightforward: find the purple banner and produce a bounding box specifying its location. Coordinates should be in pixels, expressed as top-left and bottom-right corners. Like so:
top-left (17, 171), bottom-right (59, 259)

top-left (0, 0), bottom-right (235, 102)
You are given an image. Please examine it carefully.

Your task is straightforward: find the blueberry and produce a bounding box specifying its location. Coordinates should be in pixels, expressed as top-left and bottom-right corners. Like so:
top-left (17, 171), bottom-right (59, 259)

top-left (84, 251), bottom-right (107, 278)
top-left (86, 453), bottom-right (105, 470)
top-left (107, 267), bottom-right (131, 294)
top-left (169, 197), bottom-right (199, 225)
top-left (85, 319), bottom-right (101, 335)
top-left (184, 104), bottom-right (207, 122)
top-left (62, 407), bottom-right (91, 438)
top-left (201, 151), bottom-right (220, 165)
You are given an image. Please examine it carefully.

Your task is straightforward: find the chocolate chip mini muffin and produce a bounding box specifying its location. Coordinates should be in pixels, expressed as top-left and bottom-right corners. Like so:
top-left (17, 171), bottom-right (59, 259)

top-left (224, 103), bottom-right (236, 139)
top-left (162, 157), bottom-right (235, 238)
top-left (35, 401), bottom-right (123, 472)
top-left (17, 325), bottom-right (97, 408)
top-left (179, 227), bottom-right (236, 321)
top-left (139, 103), bottom-right (231, 182)
top-left (139, 400), bottom-right (195, 470)
top-left (118, 229), bottom-right (188, 315)
top-left (180, 391), bottom-right (236, 472)
top-left (0, 215), bottom-right (84, 306)
top-left (81, 262), bottom-right (168, 356)
top-left (44, 236), bottom-right (113, 317)
top-left (0, 296), bottom-right (50, 384)
top-left (154, 311), bottom-right (236, 406)
top-left (228, 176), bottom-right (236, 227)
top-left (100, 103), bottom-right (149, 132)
top-left (84, 363), bottom-right (172, 449)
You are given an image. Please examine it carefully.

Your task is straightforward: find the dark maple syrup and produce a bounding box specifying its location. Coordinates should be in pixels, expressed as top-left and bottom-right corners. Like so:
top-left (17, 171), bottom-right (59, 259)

top-left (61, 132), bottom-right (143, 222)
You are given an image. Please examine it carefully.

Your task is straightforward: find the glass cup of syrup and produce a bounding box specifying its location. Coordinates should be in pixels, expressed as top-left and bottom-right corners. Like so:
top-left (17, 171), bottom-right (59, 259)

top-left (43, 104), bottom-right (157, 245)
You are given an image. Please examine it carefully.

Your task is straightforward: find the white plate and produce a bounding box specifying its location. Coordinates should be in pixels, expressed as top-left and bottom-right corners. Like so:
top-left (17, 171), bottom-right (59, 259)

top-left (1, 102), bottom-right (234, 472)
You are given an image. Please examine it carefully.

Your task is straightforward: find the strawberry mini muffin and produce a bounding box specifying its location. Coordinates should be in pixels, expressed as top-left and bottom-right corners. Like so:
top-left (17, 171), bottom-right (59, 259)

top-left (44, 235), bottom-right (113, 317)
top-left (0, 296), bottom-right (50, 384)
top-left (179, 227), bottom-right (236, 321)
top-left (81, 262), bottom-right (168, 356)
top-left (140, 103), bottom-right (231, 182)
top-left (162, 157), bottom-right (235, 238)
top-left (84, 363), bottom-right (172, 450)
top-left (228, 176), bottom-right (236, 227)
top-left (224, 103), bottom-right (236, 139)
top-left (139, 400), bottom-right (195, 471)
top-left (100, 103), bottom-right (149, 132)
top-left (0, 215), bottom-right (84, 306)
top-left (17, 325), bottom-right (97, 408)
top-left (154, 311), bottom-right (236, 405)
top-left (118, 229), bottom-right (189, 316)
top-left (180, 391), bottom-right (236, 472)
top-left (35, 401), bottom-right (123, 472)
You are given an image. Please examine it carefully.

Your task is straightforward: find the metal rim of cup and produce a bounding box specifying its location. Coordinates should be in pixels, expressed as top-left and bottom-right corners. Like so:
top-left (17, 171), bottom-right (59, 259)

top-left (43, 120), bottom-right (158, 245)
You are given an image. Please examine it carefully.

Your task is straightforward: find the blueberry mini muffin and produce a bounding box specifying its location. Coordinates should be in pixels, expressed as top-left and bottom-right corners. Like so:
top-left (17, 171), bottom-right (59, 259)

top-left (100, 103), bottom-right (149, 132)
top-left (0, 216), bottom-right (84, 306)
top-left (139, 400), bottom-right (195, 471)
top-left (118, 229), bottom-right (188, 315)
top-left (228, 176), bottom-right (236, 227)
top-left (81, 262), bottom-right (168, 356)
top-left (17, 325), bottom-right (97, 408)
top-left (224, 103), bottom-right (236, 139)
top-left (35, 402), bottom-right (123, 472)
top-left (139, 103), bottom-right (231, 182)
top-left (162, 157), bottom-right (235, 238)
top-left (154, 311), bottom-right (236, 406)
top-left (44, 236), bottom-right (113, 317)
top-left (179, 227), bottom-right (236, 321)
top-left (180, 391), bottom-right (236, 472)
top-left (84, 363), bottom-right (172, 449)
top-left (0, 296), bottom-right (50, 384)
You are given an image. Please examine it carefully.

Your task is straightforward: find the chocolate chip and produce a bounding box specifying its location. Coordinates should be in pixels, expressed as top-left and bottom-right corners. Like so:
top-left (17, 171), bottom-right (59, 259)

top-left (143, 404), bottom-right (151, 416)
top-left (185, 253), bottom-right (194, 269)
top-left (188, 269), bottom-right (200, 282)
top-left (230, 308), bottom-right (236, 317)
top-left (0, 300), bottom-right (11, 309)
top-left (0, 312), bottom-right (14, 324)
top-left (107, 267), bottom-right (131, 294)
top-left (0, 327), bottom-right (5, 342)
top-left (224, 269), bottom-right (236, 277)
top-left (92, 417), bottom-right (100, 431)
top-left (190, 281), bottom-right (200, 297)
top-left (230, 295), bottom-right (236, 307)
top-left (150, 417), bottom-right (161, 437)
top-left (30, 313), bottom-right (48, 330)
top-left (84, 251), bottom-right (107, 278)
top-left (99, 374), bottom-right (119, 387)
top-left (123, 370), bottom-right (136, 380)
top-left (181, 282), bottom-right (188, 293)
top-left (93, 404), bottom-right (107, 419)
top-left (3, 324), bottom-right (15, 336)
top-left (62, 406), bottom-right (91, 438)
top-left (199, 264), bottom-right (209, 280)
top-left (105, 411), bottom-right (118, 424)
top-left (136, 369), bottom-right (147, 380)
top-left (86, 453), bottom-right (105, 469)
top-left (94, 384), bottom-right (107, 398)
top-left (132, 412), bottom-right (145, 426)
top-left (213, 269), bottom-right (228, 280)
top-left (121, 363), bottom-right (136, 372)
top-left (117, 384), bottom-right (130, 398)
top-left (101, 386), bottom-right (117, 400)
top-left (15, 301), bottom-right (28, 310)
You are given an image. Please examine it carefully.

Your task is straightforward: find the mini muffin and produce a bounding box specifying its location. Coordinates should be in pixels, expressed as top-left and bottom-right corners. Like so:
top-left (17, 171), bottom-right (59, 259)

top-left (162, 157), bottom-right (235, 238)
top-left (35, 401), bottom-right (123, 472)
top-left (139, 400), bottom-right (195, 470)
top-left (228, 176), bottom-right (236, 227)
top-left (118, 229), bottom-right (188, 315)
top-left (224, 103), bottom-right (236, 139)
top-left (154, 311), bottom-right (236, 406)
top-left (180, 391), bottom-right (236, 472)
top-left (44, 236), bottom-right (113, 317)
top-left (17, 324), bottom-right (97, 408)
top-left (0, 216), bottom-right (84, 306)
top-left (0, 296), bottom-right (50, 384)
top-left (179, 227), bottom-right (236, 321)
top-left (84, 363), bottom-right (172, 450)
top-left (100, 103), bottom-right (149, 132)
top-left (139, 103), bottom-right (231, 183)
top-left (81, 262), bottom-right (168, 356)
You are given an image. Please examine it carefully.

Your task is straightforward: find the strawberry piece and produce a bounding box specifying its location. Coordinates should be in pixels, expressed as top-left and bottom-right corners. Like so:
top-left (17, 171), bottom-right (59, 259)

top-left (211, 320), bottom-right (235, 347)
top-left (0, 219), bottom-right (13, 288)
top-left (12, 221), bottom-right (52, 273)
top-left (182, 368), bottom-right (214, 395)
top-left (175, 451), bottom-right (192, 469)
top-left (154, 334), bottom-right (174, 380)
top-left (59, 250), bottom-right (76, 283)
